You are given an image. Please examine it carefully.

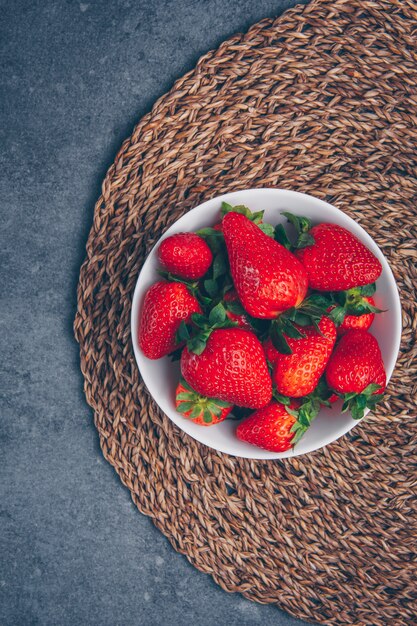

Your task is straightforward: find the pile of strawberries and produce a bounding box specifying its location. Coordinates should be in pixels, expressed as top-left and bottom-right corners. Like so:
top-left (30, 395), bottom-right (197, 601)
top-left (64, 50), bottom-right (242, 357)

top-left (138, 203), bottom-right (386, 453)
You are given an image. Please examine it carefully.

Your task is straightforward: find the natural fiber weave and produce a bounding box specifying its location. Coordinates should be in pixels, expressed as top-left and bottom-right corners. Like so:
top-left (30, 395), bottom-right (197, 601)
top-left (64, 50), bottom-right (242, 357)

top-left (74, 0), bottom-right (417, 623)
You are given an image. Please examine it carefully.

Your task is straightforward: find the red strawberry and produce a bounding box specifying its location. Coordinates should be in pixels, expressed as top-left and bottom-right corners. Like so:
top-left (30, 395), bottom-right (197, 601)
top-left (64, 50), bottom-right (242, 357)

top-left (326, 330), bottom-right (386, 419)
top-left (181, 328), bottom-right (272, 409)
top-left (295, 223), bottom-right (382, 290)
top-left (138, 281), bottom-right (201, 359)
top-left (337, 296), bottom-right (376, 335)
top-left (326, 330), bottom-right (386, 394)
top-left (175, 380), bottom-right (233, 426)
top-left (222, 212), bottom-right (308, 319)
top-left (236, 401), bottom-right (299, 452)
top-left (272, 316), bottom-right (337, 397)
top-left (158, 232), bottom-right (213, 280)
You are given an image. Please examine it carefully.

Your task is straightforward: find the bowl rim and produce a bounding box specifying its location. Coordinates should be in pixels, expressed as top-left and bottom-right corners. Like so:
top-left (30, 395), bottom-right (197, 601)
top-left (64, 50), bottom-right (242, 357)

top-left (131, 188), bottom-right (402, 459)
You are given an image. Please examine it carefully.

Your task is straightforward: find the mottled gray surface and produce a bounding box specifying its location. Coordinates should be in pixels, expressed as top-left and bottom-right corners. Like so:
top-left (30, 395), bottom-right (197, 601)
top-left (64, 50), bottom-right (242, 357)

top-left (0, 1), bottom-right (310, 625)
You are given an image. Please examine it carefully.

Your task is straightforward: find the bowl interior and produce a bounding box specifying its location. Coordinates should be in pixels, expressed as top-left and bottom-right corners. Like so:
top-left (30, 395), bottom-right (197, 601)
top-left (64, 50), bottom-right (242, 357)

top-left (131, 189), bottom-right (401, 459)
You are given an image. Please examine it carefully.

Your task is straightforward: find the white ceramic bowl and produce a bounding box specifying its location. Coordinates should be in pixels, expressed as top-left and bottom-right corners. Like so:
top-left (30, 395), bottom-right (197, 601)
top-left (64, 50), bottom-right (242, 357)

top-left (131, 189), bottom-right (402, 459)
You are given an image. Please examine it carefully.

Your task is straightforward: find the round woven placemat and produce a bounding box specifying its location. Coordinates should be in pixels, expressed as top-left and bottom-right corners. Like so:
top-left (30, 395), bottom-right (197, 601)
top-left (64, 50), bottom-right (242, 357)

top-left (75, 0), bottom-right (417, 623)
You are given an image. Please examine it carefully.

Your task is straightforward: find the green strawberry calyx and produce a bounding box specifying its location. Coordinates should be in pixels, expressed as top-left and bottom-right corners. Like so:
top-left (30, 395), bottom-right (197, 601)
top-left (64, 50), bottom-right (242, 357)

top-left (340, 383), bottom-right (384, 420)
top-left (276, 211), bottom-right (315, 250)
top-left (222, 295), bottom-right (271, 337)
top-left (269, 294), bottom-right (333, 355)
top-left (220, 202), bottom-right (275, 237)
top-left (157, 270), bottom-right (199, 292)
top-left (328, 283), bottom-right (385, 326)
top-left (273, 378), bottom-right (334, 446)
top-left (176, 378), bottom-right (232, 423)
top-left (176, 301), bottom-right (237, 355)
top-left (197, 202), bottom-right (275, 238)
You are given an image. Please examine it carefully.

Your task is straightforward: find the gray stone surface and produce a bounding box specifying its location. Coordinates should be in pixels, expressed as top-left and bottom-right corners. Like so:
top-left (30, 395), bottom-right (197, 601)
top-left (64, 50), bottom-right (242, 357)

top-left (0, 1), bottom-right (310, 624)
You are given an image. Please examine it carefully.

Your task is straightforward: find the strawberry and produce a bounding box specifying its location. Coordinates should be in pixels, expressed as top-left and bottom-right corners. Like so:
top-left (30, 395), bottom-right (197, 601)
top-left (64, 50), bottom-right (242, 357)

top-left (158, 232), bottom-right (213, 280)
top-left (236, 402), bottom-right (296, 452)
top-left (272, 316), bottom-right (337, 397)
top-left (175, 379), bottom-right (233, 426)
top-left (181, 328), bottom-right (272, 409)
top-left (336, 296), bottom-right (376, 335)
top-left (138, 281), bottom-right (201, 359)
top-left (294, 222), bottom-right (382, 291)
top-left (222, 212), bottom-right (308, 318)
top-left (326, 329), bottom-right (386, 419)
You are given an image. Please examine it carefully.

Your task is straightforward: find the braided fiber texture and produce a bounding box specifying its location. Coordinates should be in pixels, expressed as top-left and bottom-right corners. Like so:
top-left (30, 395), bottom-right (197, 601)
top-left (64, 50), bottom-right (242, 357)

top-left (74, 0), bottom-right (417, 623)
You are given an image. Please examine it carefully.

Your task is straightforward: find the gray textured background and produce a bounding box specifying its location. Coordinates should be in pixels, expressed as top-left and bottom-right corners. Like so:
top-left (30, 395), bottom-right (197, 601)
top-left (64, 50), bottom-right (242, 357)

top-left (1, 1), bottom-right (311, 625)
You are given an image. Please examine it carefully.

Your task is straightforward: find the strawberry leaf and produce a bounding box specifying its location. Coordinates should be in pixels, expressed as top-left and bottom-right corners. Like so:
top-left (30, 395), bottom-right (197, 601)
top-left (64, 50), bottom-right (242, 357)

top-left (176, 401), bottom-right (194, 413)
top-left (292, 311), bottom-right (312, 326)
top-left (158, 270), bottom-right (199, 291)
top-left (198, 295), bottom-right (213, 307)
top-left (339, 384), bottom-right (384, 420)
top-left (281, 211), bottom-right (312, 234)
top-left (286, 407), bottom-right (299, 418)
top-left (210, 405), bottom-right (222, 417)
top-left (188, 336), bottom-right (210, 355)
top-left (176, 321), bottom-right (191, 343)
top-left (176, 392), bottom-right (194, 401)
top-left (221, 202), bottom-right (271, 231)
top-left (212, 253), bottom-right (227, 279)
top-left (225, 300), bottom-right (246, 316)
top-left (208, 302), bottom-right (227, 326)
top-left (221, 202), bottom-right (261, 220)
top-left (281, 211), bottom-right (315, 250)
top-left (196, 227), bottom-right (223, 237)
top-left (333, 286), bottom-right (386, 317)
top-left (313, 377), bottom-right (338, 405)
top-left (189, 405), bottom-right (202, 419)
top-left (329, 305), bottom-right (346, 325)
top-left (281, 318), bottom-right (306, 339)
top-left (281, 293), bottom-right (332, 329)
top-left (274, 224), bottom-right (292, 249)
top-left (258, 222), bottom-right (275, 238)
top-left (291, 424), bottom-right (308, 445)
top-left (362, 383), bottom-right (382, 395)
top-left (360, 283), bottom-right (376, 297)
top-left (214, 398), bottom-right (233, 408)
top-left (294, 232), bottom-right (315, 249)
top-left (273, 391), bottom-right (291, 405)
top-left (204, 279), bottom-right (219, 298)
top-left (270, 321), bottom-right (292, 354)
top-left (203, 408), bottom-right (213, 423)
top-left (306, 293), bottom-right (333, 308)
top-left (191, 313), bottom-right (208, 328)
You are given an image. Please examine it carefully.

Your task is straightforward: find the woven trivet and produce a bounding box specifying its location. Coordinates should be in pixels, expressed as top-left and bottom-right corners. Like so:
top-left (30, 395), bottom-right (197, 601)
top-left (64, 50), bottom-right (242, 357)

top-left (74, 0), bottom-right (417, 623)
